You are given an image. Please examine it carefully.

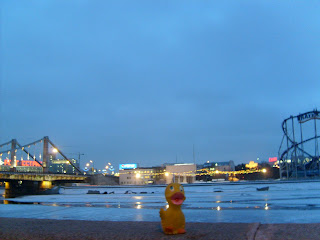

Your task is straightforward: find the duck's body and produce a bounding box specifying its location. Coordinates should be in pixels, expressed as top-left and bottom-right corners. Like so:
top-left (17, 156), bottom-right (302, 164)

top-left (159, 183), bottom-right (186, 235)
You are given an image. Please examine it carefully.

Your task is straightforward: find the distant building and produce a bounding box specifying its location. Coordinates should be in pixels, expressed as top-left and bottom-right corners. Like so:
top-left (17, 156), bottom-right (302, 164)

top-left (202, 160), bottom-right (235, 171)
top-left (119, 167), bottom-right (166, 185)
top-left (196, 161), bottom-right (235, 182)
top-left (90, 174), bottom-right (119, 185)
top-left (165, 163), bottom-right (196, 184)
top-left (49, 158), bottom-right (79, 174)
top-left (119, 163), bottom-right (197, 185)
top-left (0, 155), bottom-right (79, 174)
top-left (1, 158), bottom-right (42, 172)
top-left (246, 161), bottom-right (258, 169)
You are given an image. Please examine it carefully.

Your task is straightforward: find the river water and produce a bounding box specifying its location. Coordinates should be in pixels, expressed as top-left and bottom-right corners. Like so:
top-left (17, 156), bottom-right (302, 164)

top-left (1, 181), bottom-right (320, 223)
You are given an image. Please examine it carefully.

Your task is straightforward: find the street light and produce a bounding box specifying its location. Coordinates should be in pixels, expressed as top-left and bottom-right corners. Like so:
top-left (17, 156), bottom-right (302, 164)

top-left (89, 160), bottom-right (95, 173)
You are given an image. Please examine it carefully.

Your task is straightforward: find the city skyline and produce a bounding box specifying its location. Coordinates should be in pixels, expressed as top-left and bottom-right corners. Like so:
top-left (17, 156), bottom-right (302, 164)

top-left (1, 1), bottom-right (320, 171)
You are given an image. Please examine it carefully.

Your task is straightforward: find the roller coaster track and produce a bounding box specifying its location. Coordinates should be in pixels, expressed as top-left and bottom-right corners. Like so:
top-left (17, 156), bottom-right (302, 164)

top-left (280, 110), bottom-right (320, 160)
top-left (279, 109), bottom-right (320, 178)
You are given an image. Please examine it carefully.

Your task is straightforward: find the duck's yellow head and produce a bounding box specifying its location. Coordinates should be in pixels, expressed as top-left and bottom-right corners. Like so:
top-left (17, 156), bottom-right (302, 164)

top-left (165, 183), bottom-right (186, 206)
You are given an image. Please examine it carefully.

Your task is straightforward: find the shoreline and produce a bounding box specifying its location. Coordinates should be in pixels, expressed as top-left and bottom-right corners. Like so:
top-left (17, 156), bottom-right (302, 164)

top-left (51, 179), bottom-right (320, 189)
top-left (1, 218), bottom-right (320, 240)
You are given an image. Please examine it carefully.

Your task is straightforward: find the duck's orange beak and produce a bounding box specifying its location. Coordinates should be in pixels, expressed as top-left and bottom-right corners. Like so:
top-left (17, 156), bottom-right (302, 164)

top-left (170, 192), bottom-right (185, 205)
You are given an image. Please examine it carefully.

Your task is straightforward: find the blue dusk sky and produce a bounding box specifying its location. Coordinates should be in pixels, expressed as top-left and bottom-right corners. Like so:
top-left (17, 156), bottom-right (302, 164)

top-left (1, 1), bottom-right (320, 170)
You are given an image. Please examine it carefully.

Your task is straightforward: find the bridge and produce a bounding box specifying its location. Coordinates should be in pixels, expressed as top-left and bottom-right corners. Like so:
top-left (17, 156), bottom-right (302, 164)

top-left (0, 136), bottom-right (89, 197)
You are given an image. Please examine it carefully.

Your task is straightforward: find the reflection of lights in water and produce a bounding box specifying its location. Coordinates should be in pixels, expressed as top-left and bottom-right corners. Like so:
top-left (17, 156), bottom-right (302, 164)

top-left (216, 201), bottom-right (221, 203)
top-left (134, 196), bottom-right (142, 200)
top-left (135, 201), bottom-right (142, 208)
top-left (217, 206), bottom-right (221, 211)
top-left (265, 203), bottom-right (269, 210)
top-left (135, 214), bottom-right (143, 221)
top-left (118, 204), bottom-right (121, 208)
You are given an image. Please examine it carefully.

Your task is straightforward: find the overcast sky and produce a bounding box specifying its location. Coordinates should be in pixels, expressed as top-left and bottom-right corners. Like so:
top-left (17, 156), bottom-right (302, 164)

top-left (1, 1), bottom-right (320, 170)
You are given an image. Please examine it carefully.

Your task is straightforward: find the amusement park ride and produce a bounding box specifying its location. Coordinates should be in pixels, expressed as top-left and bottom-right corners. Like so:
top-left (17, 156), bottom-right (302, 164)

top-left (279, 109), bottom-right (320, 179)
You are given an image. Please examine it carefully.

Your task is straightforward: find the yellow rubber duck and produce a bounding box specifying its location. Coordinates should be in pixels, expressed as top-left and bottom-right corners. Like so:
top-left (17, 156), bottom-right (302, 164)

top-left (159, 183), bottom-right (186, 235)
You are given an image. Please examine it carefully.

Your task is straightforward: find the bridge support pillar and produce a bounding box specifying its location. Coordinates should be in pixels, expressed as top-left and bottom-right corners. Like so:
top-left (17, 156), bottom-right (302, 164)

top-left (40, 181), bottom-right (52, 191)
top-left (10, 139), bottom-right (17, 172)
top-left (3, 180), bottom-right (54, 198)
top-left (43, 136), bottom-right (49, 173)
top-left (4, 181), bottom-right (37, 198)
top-left (4, 181), bottom-right (12, 197)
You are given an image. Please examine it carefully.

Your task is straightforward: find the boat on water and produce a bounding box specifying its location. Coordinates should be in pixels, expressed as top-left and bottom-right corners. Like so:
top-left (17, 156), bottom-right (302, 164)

top-left (256, 186), bottom-right (269, 191)
top-left (87, 190), bottom-right (100, 194)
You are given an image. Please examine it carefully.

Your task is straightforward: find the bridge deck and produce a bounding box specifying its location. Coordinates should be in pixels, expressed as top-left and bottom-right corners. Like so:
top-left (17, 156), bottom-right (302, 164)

top-left (0, 171), bottom-right (88, 182)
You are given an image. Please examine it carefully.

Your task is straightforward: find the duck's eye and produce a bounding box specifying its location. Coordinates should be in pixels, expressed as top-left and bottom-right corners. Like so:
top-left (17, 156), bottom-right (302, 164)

top-left (170, 186), bottom-right (174, 191)
top-left (180, 186), bottom-right (184, 191)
